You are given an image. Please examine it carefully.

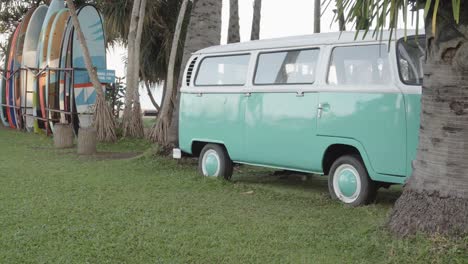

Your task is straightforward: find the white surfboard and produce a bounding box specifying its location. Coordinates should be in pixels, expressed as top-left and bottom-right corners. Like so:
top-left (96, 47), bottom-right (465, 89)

top-left (22, 5), bottom-right (48, 132)
top-left (34, 0), bottom-right (64, 133)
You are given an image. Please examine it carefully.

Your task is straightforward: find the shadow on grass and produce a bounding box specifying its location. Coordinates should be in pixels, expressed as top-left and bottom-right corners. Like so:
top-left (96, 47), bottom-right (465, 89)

top-left (232, 165), bottom-right (402, 206)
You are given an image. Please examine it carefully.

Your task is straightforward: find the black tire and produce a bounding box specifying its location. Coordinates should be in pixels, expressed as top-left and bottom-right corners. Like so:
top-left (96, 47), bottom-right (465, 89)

top-left (328, 155), bottom-right (377, 206)
top-left (198, 144), bottom-right (233, 180)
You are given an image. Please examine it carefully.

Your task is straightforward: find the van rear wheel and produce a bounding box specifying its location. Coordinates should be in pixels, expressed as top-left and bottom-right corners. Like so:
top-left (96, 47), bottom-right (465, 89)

top-left (328, 155), bottom-right (377, 206)
top-left (198, 144), bottom-right (233, 180)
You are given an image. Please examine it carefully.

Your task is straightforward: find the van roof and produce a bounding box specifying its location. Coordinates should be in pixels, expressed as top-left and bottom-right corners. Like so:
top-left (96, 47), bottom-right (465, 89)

top-left (196, 29), bottom-right (423, 55)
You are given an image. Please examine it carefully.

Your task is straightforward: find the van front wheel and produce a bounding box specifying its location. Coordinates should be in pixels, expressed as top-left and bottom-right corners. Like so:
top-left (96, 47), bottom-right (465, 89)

top-left (328, 155), bottom-right (377, 206)
top-left (198, 144), bottom-right (233, 180)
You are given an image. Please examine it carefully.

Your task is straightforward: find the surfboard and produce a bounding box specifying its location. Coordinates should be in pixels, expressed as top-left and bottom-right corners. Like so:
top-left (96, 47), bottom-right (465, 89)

top-left (22, 5), bottom-right (48, 132)
top-left (38, 13), bottom-right (58, 130)
top-left (71, 5), bottom-right (106, 130)
top-left (0, 29), bottom-right (14, 127)
top-left (34, 0), bottom-right (64, 133)
top-left (6, 25), bottom-right (21, 128)
top-left (47, 9), bottom-right (70, 131)
top-left (59, 17), bottom-right (74, 125)
top-left (13, 8), bottom-right (35, 130)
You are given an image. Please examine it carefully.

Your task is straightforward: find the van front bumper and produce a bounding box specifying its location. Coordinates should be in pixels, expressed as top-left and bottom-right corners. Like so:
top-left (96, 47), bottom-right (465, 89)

top-left (173, 148), bottom-right (182, 159)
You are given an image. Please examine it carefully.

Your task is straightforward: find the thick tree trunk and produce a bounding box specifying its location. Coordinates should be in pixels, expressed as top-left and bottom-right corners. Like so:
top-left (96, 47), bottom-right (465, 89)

top-left (250, 0), bottom-right (261, 40)
top-left (151, 0), bottom-right (221, 148)
top-left (53, 123), bottom-right (74, 149)
top-left (388, 2), bottom-right (468, 237)
top-left (313, 0), bottom-right (320, 33)
top-left (227, 0), bottom-right (240, 43)
top-left (65, 0), bottom-right (116, 142)
top-left (122, 0), bottom-right (146, 138)
top-left (165, 0), bottom-right (222, 148)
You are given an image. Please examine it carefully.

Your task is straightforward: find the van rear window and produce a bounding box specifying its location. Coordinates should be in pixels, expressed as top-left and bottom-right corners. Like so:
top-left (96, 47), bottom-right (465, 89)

top-left (328, 44), bottom-right (390, 85)
top-left (254, 49), bottom-right (320, 85)
top-left (195, 54), bottom-right (250, 86)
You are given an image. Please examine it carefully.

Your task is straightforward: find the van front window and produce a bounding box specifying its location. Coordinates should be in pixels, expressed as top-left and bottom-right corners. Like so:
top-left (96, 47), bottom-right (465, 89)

top-left (328, 44), bottom-right (390, 85)
top-left (397, 36), bottom-right (425, 85)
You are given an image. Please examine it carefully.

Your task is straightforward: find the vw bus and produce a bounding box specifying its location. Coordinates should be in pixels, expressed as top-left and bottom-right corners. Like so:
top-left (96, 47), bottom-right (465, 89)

top-left (173, 30), bottom-right (425, 206)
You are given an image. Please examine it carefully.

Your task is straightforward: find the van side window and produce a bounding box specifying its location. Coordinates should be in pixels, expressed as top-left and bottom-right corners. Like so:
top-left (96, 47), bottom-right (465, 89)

top-left (195, 54), bottom-right (250, 86)
top-left (254, 49), bottom-right (319, 85)
top-left (328, 45), bottom-right (390, 85)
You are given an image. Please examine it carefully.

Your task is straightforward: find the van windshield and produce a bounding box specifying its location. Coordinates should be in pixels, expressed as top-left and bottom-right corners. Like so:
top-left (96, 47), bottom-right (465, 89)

top-left (397, 36), bottom-right (425, 85)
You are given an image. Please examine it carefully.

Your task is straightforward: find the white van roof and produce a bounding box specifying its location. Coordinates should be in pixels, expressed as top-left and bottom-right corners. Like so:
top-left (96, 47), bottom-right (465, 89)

top-left (196, 29), bottom-right (423, 55)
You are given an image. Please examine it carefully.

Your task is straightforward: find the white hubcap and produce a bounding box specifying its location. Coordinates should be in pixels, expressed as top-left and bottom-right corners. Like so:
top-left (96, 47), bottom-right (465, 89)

top-left (333, 164), bottom-right (362, 204)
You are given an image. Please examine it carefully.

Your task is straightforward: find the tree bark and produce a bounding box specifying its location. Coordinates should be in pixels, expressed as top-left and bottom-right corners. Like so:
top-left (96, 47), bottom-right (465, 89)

top-left (227, 0), bottom-right (240, 43)
top-left (77, 127), bottom-right (97, 155)
top-left (165, 0), bottom-right (222, 148)
top-left (388, 1), bottom-right (468, 237)
top-left (53, 123), bottom-right (74, 149)
top-left (313, 0), bottom-right (320, 33)
top-left (250, 0), bottom-right (261, 40)
top-left (148, 0), bottom-right (189, 144)
top-left (121, 0), bottom-right (146, 138)
top-left (65, 0), bottom-right (116, 142)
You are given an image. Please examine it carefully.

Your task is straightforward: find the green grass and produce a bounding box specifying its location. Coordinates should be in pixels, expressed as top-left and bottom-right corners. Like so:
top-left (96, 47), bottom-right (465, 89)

top-left (0, 128), bottom-right (466, 263)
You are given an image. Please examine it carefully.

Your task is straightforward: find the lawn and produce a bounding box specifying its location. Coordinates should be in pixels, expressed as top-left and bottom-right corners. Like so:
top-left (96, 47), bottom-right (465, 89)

top-left (0, 128), bottom-right (466, 263)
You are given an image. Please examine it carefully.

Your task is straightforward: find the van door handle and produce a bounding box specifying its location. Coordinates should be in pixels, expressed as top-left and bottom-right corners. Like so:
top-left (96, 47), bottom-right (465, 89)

top-left (318, 103), bottom-right (330, 118)
top-left (244, 92), bottom-right (251, 97)
top-left (296, 92), bottom-right (304, 97)
top-left (196, 93), bottom-right (203, 97)
top-left (317, 104), bottom-right (324, 118)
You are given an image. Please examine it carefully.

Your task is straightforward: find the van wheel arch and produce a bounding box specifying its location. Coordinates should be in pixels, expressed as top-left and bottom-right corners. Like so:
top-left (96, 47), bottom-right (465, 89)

top-left (322, 144), bottom-right (363, 175)
top-left (192, 141), bottom-right (231, 158)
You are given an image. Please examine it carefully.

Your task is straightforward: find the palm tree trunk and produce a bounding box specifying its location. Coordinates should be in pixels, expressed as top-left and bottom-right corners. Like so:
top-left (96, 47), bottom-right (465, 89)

top-left (121, 0), bottom-right (141, 128)
top-left (122, 0), bottom-right (146, 138)
top-left (158, 0), bottom-right (222, 148)
top-left (227, 0), bottom-right (240, 43)
top-left (313, 0), bottom-right (320, 33)
top-left (388, 1), bottom-right (468, 237)
top-left (250, 0), bottom-right (261, 40)
top-left (148, 0), bottom-right (190, 144)
top-left (64, 0), bottom-right (116, 142)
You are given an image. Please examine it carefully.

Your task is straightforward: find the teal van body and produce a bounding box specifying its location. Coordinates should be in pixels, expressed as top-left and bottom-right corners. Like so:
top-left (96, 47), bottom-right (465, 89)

top-left (177, 31), bottom-right (425, 193)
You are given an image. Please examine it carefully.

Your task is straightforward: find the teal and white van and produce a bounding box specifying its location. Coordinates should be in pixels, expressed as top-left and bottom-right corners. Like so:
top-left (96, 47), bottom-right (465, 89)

top-left (173, 30), bottom-right (425, 206)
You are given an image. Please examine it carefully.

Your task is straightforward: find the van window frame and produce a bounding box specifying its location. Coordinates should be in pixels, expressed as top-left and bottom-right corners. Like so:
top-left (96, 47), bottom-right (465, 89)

top-left (396, 36), bottom-right (425, 86)
top-left (193, 53), bottom-right (251, 87)
top-left (326, 43), bottom-right (390, 86)
top-left (253, 47), bottom-right (320, 86)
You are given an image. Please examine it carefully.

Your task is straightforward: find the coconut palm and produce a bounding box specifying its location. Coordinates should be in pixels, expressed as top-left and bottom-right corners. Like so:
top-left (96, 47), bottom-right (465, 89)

top-left (151, 0), bottom-right (222, 148)
top-left (121, 0), bottom-right (147, 138)
top-left (101, 0), bottom-right (184, 137)
top-left (329, 0), bottom-right (468, 236)
top-left (251, 0), bottom-right (261, 40)
top-left (228, 0), bottom-right (240, 43)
